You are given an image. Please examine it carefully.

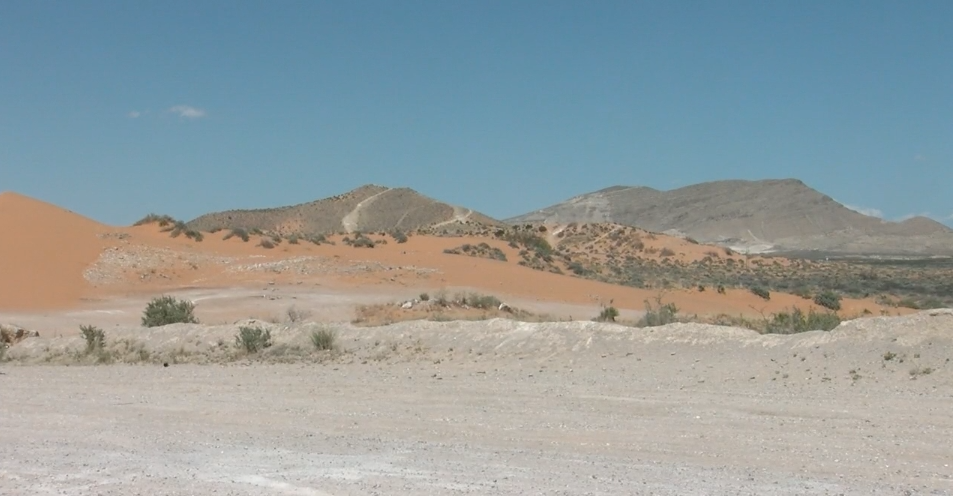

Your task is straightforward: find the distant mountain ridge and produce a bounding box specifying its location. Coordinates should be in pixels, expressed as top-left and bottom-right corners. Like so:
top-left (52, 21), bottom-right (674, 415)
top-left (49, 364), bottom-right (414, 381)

top-left (186, 184), bottom-right (501, 236)
top-left (506, 179), bottom-right (953, 256)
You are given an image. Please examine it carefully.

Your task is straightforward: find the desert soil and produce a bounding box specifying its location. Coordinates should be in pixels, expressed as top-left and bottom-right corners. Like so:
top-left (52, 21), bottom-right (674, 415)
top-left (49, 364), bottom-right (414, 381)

top-left (3, 311), bottom-right (952, 495)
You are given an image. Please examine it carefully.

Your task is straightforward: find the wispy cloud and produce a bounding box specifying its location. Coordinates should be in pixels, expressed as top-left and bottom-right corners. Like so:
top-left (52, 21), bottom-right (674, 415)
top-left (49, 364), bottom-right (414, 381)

top-left (168, 105), bottom-right (207, 119)
top-left (127, 110), bottom-right (141, 118)
top-left (841, 203), bottom-right (883, 218)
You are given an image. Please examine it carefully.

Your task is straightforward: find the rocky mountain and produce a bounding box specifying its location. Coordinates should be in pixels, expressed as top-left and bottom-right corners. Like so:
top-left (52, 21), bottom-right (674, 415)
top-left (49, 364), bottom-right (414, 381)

top-left (186, 185), bottom-right (501, 236)
top-left (507, 179), bottom-right (953, 256)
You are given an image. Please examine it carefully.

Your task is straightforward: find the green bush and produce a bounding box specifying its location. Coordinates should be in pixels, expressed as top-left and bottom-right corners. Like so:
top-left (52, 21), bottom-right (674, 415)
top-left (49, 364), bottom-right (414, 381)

top-left (223, 228), bottom-right (250, 242)
top-left (596, 306), bottom-right (619, 322)
top-left (461, 293), bottom-right (502, 310)
top-left (167, 220), bottom-right (188, 237)
top-left (792, 287), bottom-right (813, 299)
top-left (310, 327), bottom-right (337, 351)
top-left (813, 290), bottom-right (842, 311)
top-left (142, 296), bottom-right (199, 327)
top-left (764, 307), bottom-right (841, 334)
top-left (235, 325), bottom-right (272, 353)
top-left (133, 213), bottom-right (175, 227)
top-left (749, 286), bottom-right (770, 300)
top-left (80, 324), bottom-right (106, 353)
top-left (897, 298), bottom-right (920, 309)
top-left (638, 299), bottom-right (679, 327)
top-left (352, 236), bottom-right (375, 248)
top-left (392, 231), bottom-right (409, 244)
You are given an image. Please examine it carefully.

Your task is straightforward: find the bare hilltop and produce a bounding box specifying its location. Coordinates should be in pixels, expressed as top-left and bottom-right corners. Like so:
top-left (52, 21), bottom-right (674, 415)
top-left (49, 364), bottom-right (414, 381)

top-left (507, 178), bottom-right (953, 256)
top-left (186, 184), bottom-right (501, 236)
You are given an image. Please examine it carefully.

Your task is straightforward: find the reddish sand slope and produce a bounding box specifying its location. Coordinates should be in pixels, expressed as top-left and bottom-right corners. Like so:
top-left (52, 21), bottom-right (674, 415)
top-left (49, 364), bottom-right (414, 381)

top-left (0, 192), bottom-right (108, 310)
top-left (0, 191), bottom-right (909, 319)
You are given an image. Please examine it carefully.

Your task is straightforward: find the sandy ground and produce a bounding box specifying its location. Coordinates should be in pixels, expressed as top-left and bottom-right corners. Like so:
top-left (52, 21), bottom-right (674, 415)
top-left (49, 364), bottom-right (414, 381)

top-left (0, 191), bottom-right (902, 321)
top-left (2, 310), bottom-right (952, 495)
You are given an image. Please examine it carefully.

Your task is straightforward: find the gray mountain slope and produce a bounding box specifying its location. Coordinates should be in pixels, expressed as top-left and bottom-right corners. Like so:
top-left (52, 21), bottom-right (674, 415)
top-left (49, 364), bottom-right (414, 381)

top-left (507, 179), bottom-right (952, 255)
top-left (187, 184), bottom-right (502, 236)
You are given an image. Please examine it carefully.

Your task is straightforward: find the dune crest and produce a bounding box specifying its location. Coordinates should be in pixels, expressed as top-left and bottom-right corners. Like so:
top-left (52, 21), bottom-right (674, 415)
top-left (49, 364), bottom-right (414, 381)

top-left (0, 192), bottom-right (109, 310)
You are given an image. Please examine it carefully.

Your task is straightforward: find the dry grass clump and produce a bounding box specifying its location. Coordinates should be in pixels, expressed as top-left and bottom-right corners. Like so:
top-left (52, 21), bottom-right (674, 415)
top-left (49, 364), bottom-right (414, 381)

top-left (235, 325), bottom-right (272, 353)
top-left (443, 242), bottom-right (508, 262)
top-left (351, 291), bottom-right (548, 326)
top-left (286, 305), bottom-right (311, 323)
top-left (310, 326), bottom-right (337, 351)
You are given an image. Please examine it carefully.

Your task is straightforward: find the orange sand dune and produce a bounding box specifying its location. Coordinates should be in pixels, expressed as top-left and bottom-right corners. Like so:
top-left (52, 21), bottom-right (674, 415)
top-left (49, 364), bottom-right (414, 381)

top-left (86, 227), bottom-right (900, 319)
top-left (0, 192), bottom-right (909, 319)
top-left (0, 192), bottom-right (110, 310)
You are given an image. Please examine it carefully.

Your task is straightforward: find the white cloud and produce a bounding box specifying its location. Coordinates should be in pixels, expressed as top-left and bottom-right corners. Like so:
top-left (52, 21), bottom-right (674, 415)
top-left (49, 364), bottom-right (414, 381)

top-left (168, 105), bottom-right (207, 119)
top-left (127, 111), bottom-right (141, 118)
top-left (841, 203), bottom-right (883, 218)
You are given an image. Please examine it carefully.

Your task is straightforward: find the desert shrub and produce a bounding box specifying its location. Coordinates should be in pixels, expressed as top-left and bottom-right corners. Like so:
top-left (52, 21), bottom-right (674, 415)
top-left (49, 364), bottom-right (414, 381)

top-left (310, 327), bottom-right (337, 351)
top-left (79, 324), bottom-right (106, 353)
top-left (918, 297), bottom-right (946, 309)
top-left (507, 232), bottom-right (553, 257)
top-left (568, 262), bottom-right (591, 276)
top-left (419, 293), bottom-right (430, 301)
top-left (309, 234), bottom-right (328, 245)
top-left (763, 308), bottom-right (840, 334)
top-left (596, 306), bottom-right (619, 322)
top-left (287, 234), bottom-right (300, 244)
top-left (461, 293), bottom-right (502, 310)
top-left (223, 228), bottom-right (250, 242)
top-left (638, 298), bottom-right (679, 327)
top-left (792, 287), bottom-right (813, 299)
top-left (392, 230), bottom-right (408, 244)
top-left (142, 296), bottom-right (198, 327)
top-left (717, 284), bottom-right (726, 294)
top-left (235, 325), bottom-right (272, 353)
top-left (896, 298), bottom-right (920, 309)
top-left (259, 239), bottom-right (275, 249)
top-left (749, 286), bottom-right (770, 300)
top-left (488, 247), bottom-right (507, 261)
top-left (352, 236), bottom-right (375, 248)
top-left (813, 290), bottom-right (842, 311)
top-left (685, 237), bottom-right (699, 244)
top-left (166, 220), bottom-right (188, 237)
top-left (286, 306), bottom-right (310, 323)
top-left (133, 213), bottom-right (175, 227)
top-left (184, 229), bottom-right (204, 242)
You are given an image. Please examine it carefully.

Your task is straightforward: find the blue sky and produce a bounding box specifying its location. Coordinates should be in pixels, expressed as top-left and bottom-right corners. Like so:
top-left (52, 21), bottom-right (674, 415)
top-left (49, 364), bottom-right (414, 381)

top-left (1, 1), bottom-right (951, 226)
